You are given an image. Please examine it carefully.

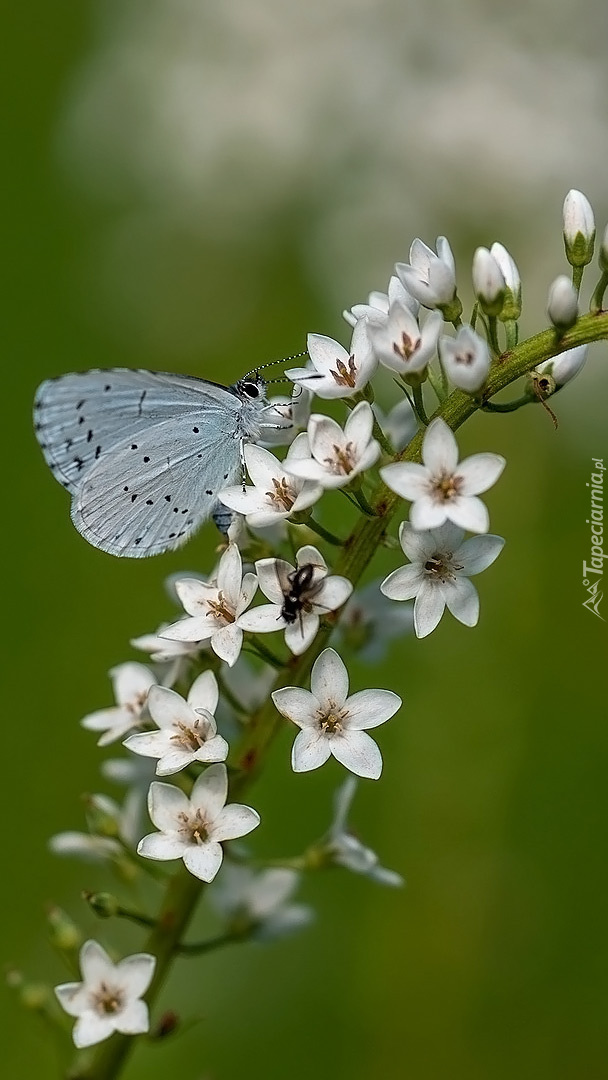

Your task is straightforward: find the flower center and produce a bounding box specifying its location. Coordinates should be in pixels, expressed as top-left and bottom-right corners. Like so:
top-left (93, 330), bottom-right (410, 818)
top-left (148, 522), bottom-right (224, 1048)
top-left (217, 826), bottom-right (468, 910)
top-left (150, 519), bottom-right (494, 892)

top-left (432, 471), bottom-right (462, 502)
top-left (324, 442), bottom-right (355, 475)
top-left (171, 718), bottom-right (207, 751)
top-left (317, 702), bottom-right (347, 735)
top-left (206, 590), bottom-right (234, 625)
top-left (455, 349), bottom-right (475, 367)
top-left (126, 690), bottom-right (148, 717)
top-left (92, 981), bottom-right (124, 1016)
top-left (393, 331), bottom-right (421, 363)
top-left (330, 355), bottom-right (357, 387)
top-left (266, 476), bottom-right (296, 511)
top-left (178, 807), bottom-right (211, 844)
top-left (423, 551), bottom-right (462, 584)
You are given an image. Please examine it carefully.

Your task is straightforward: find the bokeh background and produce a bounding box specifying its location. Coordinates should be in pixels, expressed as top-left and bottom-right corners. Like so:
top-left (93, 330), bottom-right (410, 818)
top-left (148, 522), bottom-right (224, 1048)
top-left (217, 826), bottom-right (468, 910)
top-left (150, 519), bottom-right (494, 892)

top-left (4, 1), bottom-right (608, 1077)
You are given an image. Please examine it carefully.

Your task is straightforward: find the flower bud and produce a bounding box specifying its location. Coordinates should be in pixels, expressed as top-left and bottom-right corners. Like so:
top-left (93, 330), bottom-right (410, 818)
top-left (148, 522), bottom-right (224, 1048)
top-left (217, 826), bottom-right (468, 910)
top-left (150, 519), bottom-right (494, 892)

top-left (536, 345), bottom-right (588, 388)
top-left (439, 325), bottom-right (490, 393)
top-left (547, 275), bottom-right (578, 331)
top-left (472, 247), bottom-right (506, 317)
top-left (490, 242), bottom-right (521, 320)
top-left (563, 189), bottom-right (595, 267)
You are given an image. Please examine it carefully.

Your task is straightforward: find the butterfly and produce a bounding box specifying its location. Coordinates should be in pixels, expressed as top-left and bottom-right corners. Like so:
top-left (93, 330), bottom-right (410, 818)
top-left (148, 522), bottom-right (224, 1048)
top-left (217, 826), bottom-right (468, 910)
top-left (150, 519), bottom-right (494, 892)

top-left (33, 368), bottom-right (274, 558)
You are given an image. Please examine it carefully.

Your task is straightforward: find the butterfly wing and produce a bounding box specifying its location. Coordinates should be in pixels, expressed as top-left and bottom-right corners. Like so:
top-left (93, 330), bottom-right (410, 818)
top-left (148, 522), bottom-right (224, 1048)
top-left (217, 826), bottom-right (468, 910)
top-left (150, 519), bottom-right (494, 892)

top-left (33, 369), bottom-right (239, 494)
top-left (72, 422), bottom-right (242, 557)
top-left (34, 369), bottom-right (249, 557)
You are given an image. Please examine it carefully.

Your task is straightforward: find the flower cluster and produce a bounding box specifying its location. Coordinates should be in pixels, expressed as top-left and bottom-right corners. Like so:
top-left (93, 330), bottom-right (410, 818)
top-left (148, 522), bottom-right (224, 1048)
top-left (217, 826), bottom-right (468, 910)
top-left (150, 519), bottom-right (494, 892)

top-left (40, 189), bottom-right (603, 1055)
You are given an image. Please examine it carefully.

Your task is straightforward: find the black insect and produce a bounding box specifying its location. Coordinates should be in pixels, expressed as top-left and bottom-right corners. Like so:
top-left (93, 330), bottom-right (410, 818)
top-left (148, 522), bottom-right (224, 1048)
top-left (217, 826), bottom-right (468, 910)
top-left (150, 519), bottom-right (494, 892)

top-left (280, 563), bottom-right (322, 624)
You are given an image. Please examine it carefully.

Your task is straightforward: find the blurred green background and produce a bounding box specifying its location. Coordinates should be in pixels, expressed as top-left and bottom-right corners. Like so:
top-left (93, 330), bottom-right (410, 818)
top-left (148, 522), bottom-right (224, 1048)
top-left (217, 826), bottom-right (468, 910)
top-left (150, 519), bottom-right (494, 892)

top-left (4, 2), bottom-right (607, 1078)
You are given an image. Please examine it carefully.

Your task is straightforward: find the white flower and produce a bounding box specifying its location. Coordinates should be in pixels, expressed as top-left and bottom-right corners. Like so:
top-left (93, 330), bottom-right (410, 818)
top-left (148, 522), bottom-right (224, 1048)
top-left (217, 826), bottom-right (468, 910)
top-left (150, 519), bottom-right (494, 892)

top-left (271, 648), bottom-right (401, 780)
top-left (209, 864), bottom-right (312, 941)
top-left (380, 417), bottom-right (505, 534)
top-left (471, 246), bottom-right (505, 316)
top-left (396, 236), bottom-right (457, 310)
top-left (366, 302), bottom-right (442, 377)
top-left (439, 325), bottom-right (490, 393)
top-left (123, 672), bottom-right (228, 775)
top-left (238, 545), bottom-right (353, 655)
top-left (130, 626), bottom-right (206, 687)
top-left (81, 663), bottom-right (156, 746)
top-left (55, 940), bottom-right (155, 1048)
top-left (342, 275), bottom-right (419, 327)
top-left (381, 520), bottom-right (505, 638)
top-left (563, 188), bottom-right (595, 266)
top-left (286, 320), bottom-right (377, 399)
top-left (49, 832), bottom-right (123, 863)
top-left (373, 398), bottom-right (417, 453)
top-left (286, 401), bottom-right (380, 490)
top-left (326, 777), bottom-right (403, 886)
top-left (137, 763), bottom-right (260, 882)
top-left (335, 579), bottom-right (414, 663)
top-left (489, 242), bottom-right (521, 319)
top-left (218, 434), bottom-right (323, 527)
top-left (536, 344), bottom-right (588, 388)
top-left (160, 544), bottom-right (257, 667)
top-left (260, 387), bottom-right (312, 446)
top-left (547, 274), bottom-right (578, 330)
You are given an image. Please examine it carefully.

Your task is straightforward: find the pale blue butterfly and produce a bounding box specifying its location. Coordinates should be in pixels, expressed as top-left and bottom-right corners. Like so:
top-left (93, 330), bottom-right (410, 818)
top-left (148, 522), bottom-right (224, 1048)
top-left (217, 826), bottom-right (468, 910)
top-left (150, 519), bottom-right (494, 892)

top-left (33, 366), bottom-right (290, 558)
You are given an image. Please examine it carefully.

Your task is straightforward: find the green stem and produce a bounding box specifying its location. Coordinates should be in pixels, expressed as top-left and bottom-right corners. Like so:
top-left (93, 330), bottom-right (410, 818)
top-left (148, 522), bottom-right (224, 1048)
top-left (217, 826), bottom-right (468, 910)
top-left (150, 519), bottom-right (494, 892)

top-left (572, 264), bottom-right (584, 293)
top-left (304, 516), bottom-right (344, 546)
top-left (590, 270), bottom-right (608, 315)
top-left (371, 416), bottom-right (394, 456)
top-left (245, 638), bottom-right (284, 669)
top-left (176, 931), bottom-right (245, 956)
top-left (412, 383), bottom-right (430, 425)
top-left (481, 395), bottom-right (531, 413)
top-left (74, 309), bottom-right (608, 1080)
top-left (350, 487), bottom-right (377, 516)
top-left (487, 315), bottom-right (501, 356)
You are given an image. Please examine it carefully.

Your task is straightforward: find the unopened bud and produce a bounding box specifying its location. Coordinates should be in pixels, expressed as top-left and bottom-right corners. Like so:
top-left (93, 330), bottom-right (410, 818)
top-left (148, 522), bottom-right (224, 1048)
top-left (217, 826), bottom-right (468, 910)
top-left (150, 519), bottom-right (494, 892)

top-left (547, 275), bottom-right (578, 331)
top-left (490, 242), bottom-right (521, 319)
top-left (439, 325), bottom-right (490, 393)
top-left (47, 906), bottom-right (82, 951)
top-left (536, 345), bottom-right (588, 388)
top-left (472, 247), bottom-right (506, 317)
top-left (83, 891), bottom-right (120, 919)
top-left (563, 189), bottom-right (595, 267)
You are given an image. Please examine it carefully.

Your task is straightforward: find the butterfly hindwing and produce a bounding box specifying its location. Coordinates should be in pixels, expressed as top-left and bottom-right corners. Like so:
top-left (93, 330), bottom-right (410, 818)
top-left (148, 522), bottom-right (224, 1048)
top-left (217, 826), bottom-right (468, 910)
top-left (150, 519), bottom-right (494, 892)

top-left (72, 419), bottom-right (243, 557)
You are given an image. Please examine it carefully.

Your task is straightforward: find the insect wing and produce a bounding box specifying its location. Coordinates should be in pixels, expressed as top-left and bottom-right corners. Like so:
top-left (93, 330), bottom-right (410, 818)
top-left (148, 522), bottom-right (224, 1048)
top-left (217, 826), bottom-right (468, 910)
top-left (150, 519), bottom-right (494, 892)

top-left (33, 369), bottom-right (239, 494)
top-left (33, 368), bottom-right (251, 557)
top-left (72, 418), bottom-right (242, 557)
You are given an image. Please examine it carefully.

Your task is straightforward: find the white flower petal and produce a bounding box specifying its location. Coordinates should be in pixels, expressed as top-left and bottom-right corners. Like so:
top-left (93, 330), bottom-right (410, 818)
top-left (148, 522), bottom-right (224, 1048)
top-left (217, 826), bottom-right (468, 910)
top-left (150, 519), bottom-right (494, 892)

top-left (413, 582), bottom-right (447, 638)
top-left (187, 670), bottom-right (219, 715)
top-left (291, 729), bottom-right (332, 772)
top-left (345, 689), bottom-right (401, 730)
top-left (73, 1014), bottom-right (116, 1048)
top-left (446, 494), bottom-right (489, 533)
top-left (212, 803), bottom-right (260, 842)
top-left (190, 762), bottom-right (228, 817)
top-left (457, 452), bottom-right (506, 495)
top-left (444, 577), bottom-right (480, 626)
top-left (147, 781), bottom-right (189, 830)
top-left (330, 731), bottom-right (382, 779)
top-left (457, 534), bottom-right (505, 575)
top-left (137, 832), bottom-right (186, 861)
top-left (115, 953), bottom-right (156, 998)
top-left (114, 999), bottom-right (150, 1036)
top-left (183, 842), bottom-right (224, 882)
top-left (422, 418), bottom-right (458, 474)
top-left (272, 687), bottom-right (317, 728)
top-left (310, 648), bottom-right (348, 707)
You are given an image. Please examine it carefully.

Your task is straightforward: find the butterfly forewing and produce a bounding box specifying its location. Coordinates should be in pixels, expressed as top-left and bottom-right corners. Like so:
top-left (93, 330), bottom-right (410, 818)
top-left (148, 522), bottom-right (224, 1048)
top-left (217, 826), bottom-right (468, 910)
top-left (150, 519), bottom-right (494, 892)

top-left (33, 368), bottom-right (267, 557)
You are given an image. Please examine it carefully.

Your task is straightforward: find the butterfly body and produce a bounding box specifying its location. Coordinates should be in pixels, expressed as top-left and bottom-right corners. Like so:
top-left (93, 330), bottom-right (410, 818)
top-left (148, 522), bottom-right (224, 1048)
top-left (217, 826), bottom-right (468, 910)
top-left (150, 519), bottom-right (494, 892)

top-left (33, 368), bottom-right (269, 558)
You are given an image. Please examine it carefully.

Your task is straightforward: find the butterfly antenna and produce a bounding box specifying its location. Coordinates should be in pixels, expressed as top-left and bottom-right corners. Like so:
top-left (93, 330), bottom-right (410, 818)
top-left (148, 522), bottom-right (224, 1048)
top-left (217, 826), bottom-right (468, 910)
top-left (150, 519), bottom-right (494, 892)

top-left (243, 351), bottom-right (308, 383)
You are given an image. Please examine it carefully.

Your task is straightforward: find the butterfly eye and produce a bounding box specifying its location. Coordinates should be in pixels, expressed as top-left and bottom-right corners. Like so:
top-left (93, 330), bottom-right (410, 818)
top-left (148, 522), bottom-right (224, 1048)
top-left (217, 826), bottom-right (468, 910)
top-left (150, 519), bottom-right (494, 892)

top-left (242, 381), bottom-right (260, 398)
